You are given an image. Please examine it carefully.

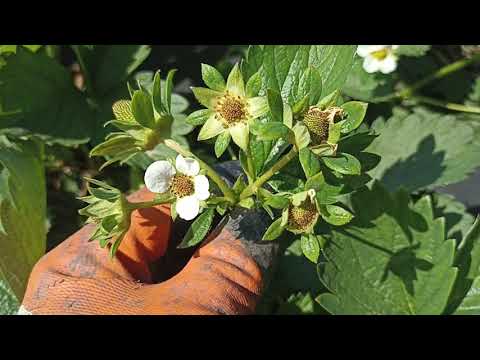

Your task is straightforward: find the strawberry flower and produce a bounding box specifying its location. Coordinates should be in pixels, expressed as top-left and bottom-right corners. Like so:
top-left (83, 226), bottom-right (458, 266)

top-left (144, 155), bottom-right (210, 220)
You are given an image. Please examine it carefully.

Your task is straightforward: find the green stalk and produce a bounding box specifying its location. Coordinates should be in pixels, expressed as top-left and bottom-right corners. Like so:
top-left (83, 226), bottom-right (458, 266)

top-left (377, 53), bottom-right (480, 102)
top-left (71, 45), bottom-right (95, 99)
top-left (164, 139), bottom-right (237, 204)
top-left (411, 96), bottom-right (480, 114)
top-left (239, 147), bottom-right (298, 200)
top-left (128, 197), bottom-right (175, 210)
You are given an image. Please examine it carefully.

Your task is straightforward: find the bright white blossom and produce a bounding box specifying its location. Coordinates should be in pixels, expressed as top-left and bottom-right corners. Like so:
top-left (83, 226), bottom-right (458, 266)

top-left (357, 45), bottom-right (399, 74)
top-left (144, 155), bottom-right (210, 221)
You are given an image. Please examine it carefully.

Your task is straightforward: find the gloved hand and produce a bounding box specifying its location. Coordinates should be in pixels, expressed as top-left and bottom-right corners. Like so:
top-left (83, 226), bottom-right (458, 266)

top-left (20, 184), bottom-right (278, 315)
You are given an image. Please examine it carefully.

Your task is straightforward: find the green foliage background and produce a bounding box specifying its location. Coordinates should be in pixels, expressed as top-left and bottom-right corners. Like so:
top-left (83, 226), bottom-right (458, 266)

top-left (1, 45), bottom-right (480, 315)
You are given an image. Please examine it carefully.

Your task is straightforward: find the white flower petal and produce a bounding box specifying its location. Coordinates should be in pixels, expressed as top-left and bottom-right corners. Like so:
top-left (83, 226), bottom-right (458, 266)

top-left (176, 195), bottom-right (200, 221)
top-left (247, 96), bottom-right (268, 119)
top-left (176, 154), bottom-right (200, 176)
top-left (362, 56), bottom-right (381, 73)
top-left (229, 123), bottom-right (249, 152)
top-left (392, 45), bottom-right (400, 50)
top-left (357, 45), bottom-right (386, 57)
top-left (198, 114), bottom-right (225, 141)
top-left (194, 175), bottom-right (210, 200)
top-left (379, 55), bottom-right (398, 74)
top-left (144, 160), bottom-right (176, 193)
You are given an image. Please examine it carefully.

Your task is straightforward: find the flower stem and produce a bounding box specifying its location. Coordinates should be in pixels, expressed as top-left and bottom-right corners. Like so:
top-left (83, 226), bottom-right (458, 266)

top-left (239, 147), bottom-right (298, 200)
top-left (411, 95), bottom-right (480, 114)
top-left (164, 139), bottom-right (237, 204)
top-left (127, 197), bottom-right (175, 210)
top-left (377, 53), bottom-right (480, 102)
top-left (71, 45), bottom-right (95, 99)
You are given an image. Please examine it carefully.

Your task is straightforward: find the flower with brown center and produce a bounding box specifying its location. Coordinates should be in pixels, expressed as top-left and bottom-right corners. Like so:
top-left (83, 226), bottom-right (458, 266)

top-left (190, 63), bottom-right (268, 153)
top-left (144, 155), bottom-right (210, 221)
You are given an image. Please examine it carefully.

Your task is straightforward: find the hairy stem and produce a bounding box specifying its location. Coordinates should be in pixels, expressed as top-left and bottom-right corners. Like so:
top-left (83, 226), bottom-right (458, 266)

top-left (239, 147), bottom-right (298, 200)
top-left (378, 53), bottom-right (480, 102)
top-left (164, 139), bottom-right (237, 204)
top-left (411, 96), bottom-right (480, 114)
top-left (128, 197), bottom-right (175, 210)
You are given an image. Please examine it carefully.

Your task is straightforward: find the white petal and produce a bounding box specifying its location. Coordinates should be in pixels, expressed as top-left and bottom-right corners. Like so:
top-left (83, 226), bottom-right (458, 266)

top-left (176, 196), bottom-right (200, 221)
top-left (379, 55), bottom-right (398, 74)
top-left (391, 45), bottom-right (400, 50)
top-left (357, 45), bottom-right (386, 57)
top-left (362, 56), bottom-right (381, 73)
top-left (176, 154), bottom-right (200, 176)
top-left (194, 175), bottom-right (210, 200)
top-left (229, 123), bottom-right (249, 152)
top-left (198, 114), bottom-right (225, 140)
top-left (247, 96), bottom-right (268, 119)
top-left (144, 160), bottom-right (176, 193)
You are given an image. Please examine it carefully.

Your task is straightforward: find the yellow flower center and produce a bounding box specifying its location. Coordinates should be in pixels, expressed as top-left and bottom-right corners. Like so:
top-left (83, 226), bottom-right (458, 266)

top-left (303, 106), bottom-right (343, 145)
top-left (288, 198), bottom-right (318, 232)
top-left (371, 48), bottom-right (389, 60)
top-left (170, 174), bottom-right (195, 198)
top-left (215, 92), bottom-right (249, 127)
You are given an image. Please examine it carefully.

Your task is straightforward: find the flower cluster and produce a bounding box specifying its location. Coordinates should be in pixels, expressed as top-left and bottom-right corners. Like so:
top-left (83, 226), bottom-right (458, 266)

top-left (81, 57), bottom-right (370, 262)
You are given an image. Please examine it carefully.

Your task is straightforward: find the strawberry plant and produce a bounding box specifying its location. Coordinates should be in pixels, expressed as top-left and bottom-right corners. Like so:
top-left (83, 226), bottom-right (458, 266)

top-left (1, 45), bottom-right (480, 315)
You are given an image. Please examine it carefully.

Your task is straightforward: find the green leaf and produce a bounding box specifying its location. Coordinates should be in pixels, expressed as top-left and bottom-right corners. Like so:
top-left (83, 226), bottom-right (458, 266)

top-left (322, 153), bottom-right (361, 175)
top-left (299, 148), bottom-right (321, 178)
top-left (262, 217), bottom-right (285, 241)
top-left (295, 66), bottom-right (322, 106)
top-left (267, 89), bottom-right (284, 122)
top-left (0, 47), bottom-right (95, 146)
top-left (186, 109), bottom-right (212, 126)
top-left (250, 121), bottom-right (290, 141)
top-left (292, 122), bottom-right (311, 150)
top-left (307, 167), bottom-right (371, 205)
top-left (74, 45), bottom-right (151, 96)
top-left (246, 71), bottom-right (262, 97)
top-left (366, 107), bottom-right (480, 192)
top-left (191, 87), bottom-right (221, 108)
top-left (131, 90), bottom-right (155, 129)
top-left (316, 183), bottom-right (458, 315)
top-left (301, 234), bottom-right (320, 263)
top-left (276, 292), bottom-right (325, 314)
top-left (0, 279), bottom-right (19, 314)
top-left (163, 69), bottom-right (177, 114)
top-left (339, 101), bottom-right (368, 134)
top-left (201, 63), bottom-right (226, 91)
top-left (447, 217), bottom-right (480, 314)
top-left (243, 45), bottom-right (357, 102)
top-left (395, 45), bottom-right (431, 57)
top-left (320, 204), bottom-right (354, 226)
top-left (0, 136), bottom-right (46, 300)
top-left (214, 130), bottom-right (231, 158)
top-left (152, 70), bottom-right (165, 115)
top-left (177, 209), bottom-right (215, 248)
top-left (264, 194), bottom-right (290, 209)
top-left (453, 276), bottom-right (480, 315)
top-left (342, 57), bottom-right (395, 103)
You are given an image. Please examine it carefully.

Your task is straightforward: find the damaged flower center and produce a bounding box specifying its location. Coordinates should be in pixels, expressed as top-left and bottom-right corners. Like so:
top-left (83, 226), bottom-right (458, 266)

top-left (215, 92), bottom-right (248, 126)
top-left (170, 174), bottom-right (195, 198)
top-left (288, 199), bottom-right (318, 231)
top-left (303, 106), bottom-right (344, 144)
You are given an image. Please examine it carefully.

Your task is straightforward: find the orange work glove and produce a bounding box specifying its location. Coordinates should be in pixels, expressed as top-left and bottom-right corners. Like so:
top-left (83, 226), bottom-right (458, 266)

top-left (20, 187), bottom-right (278, 315)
